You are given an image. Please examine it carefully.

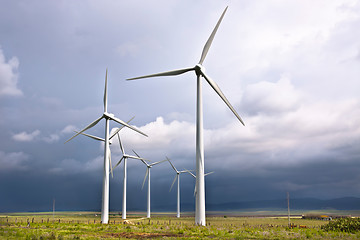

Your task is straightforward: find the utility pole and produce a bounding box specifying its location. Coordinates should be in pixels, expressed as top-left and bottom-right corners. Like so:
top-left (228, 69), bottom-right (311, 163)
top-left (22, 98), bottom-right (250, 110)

top-left (287, 192), bottom-right (291, 228)
top-left (53, 198), bottom-right (55, 218)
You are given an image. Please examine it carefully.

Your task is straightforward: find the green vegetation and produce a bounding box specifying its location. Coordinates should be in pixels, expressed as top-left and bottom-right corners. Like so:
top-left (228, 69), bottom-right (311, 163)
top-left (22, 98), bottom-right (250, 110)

top-left (1, 212), bottom-right (360, 239)
top-left (322, 218), bottom-right (360, 233)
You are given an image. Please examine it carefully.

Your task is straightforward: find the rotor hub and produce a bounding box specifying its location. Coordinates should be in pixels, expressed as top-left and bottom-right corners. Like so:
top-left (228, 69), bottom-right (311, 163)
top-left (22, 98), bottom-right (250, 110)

top-left (194, 64), bottom-right (204, 76)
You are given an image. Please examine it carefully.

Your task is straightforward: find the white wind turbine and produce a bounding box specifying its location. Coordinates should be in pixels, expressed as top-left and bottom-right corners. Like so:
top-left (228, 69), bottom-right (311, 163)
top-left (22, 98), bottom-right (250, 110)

top-left (167, 158), bottom-right (188, 218)
top-left (74, 117), bottom-right (134, 178)
top-left (113, 133), bottom-right (149, 220)
top-left (185, 170), bottom-right (214, 197)
top-left (133, 150), bottom-right (167, 218)
top-left (127, 7), bottom-right (244, 225)
top-left (65, 70), bottom-right (147, 224)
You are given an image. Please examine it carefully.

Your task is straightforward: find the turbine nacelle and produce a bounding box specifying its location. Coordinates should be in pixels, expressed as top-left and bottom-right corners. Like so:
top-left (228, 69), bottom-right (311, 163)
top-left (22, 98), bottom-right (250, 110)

top-left (103, 112), bottom-right (115, 119)
top-left (194, 64), bottom-right (205, 76)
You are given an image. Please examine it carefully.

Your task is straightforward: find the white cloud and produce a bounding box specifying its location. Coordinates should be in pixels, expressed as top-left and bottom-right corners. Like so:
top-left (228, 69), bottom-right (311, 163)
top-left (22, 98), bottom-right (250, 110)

top-left (43, 134), bottom-right (60, 143)
top-left (0, 151), bottom-right (29, 171)
top-left (61, 125), bottom-right (77, 134)
top-left (0, 47), bottom-right (22, 97)
top-left (12, 126), bottom-right (78, 144)
top-left (107, 92), bottom-right (360, 172)
top-left (12, 130), bottom-right (41, 142)
top-left (110, 117), bottom-right (195, 158)
top-left (240, 75), bottom-right (302, 115)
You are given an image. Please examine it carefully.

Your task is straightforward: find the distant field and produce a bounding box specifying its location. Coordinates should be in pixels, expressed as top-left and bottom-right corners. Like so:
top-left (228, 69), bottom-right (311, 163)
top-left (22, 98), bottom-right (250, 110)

top-left (1, 211), bottom-right (360, 239)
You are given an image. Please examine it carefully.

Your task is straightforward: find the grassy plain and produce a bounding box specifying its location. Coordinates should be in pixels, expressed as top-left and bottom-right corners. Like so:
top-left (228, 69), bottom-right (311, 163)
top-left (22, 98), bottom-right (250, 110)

top-left (1, 211), bottom-right (360, 239)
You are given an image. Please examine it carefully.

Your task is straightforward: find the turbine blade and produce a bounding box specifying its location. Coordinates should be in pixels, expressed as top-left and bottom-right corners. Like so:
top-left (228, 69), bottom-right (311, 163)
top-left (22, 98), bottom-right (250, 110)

top-left (104, 69), bottom-right (108, 112)
top-left (127, 154), bottom-right (145, 161)
top-left (150, 159), bottom-right (167, 167)
top-left (199, 6), bottom-right (228, 65)
top-left (205, 171), bottom-right (214, 176)
top-left (109, 116), bottom-right (135, 140)
top-left (142, 168), bottom-right (149, 190)
top-left (129, 150), bottom-right (150, 165)
top-left (167, 157), bottom-right (178, 173)
top-left (201, 71), bottom-right (245, 126)
top-left (117, 133), bottom-right (125, 155)
top-left (114, 156), bottom-right (124, 169)
top-left (185, 169), bottom-right (196, 178)
top-left (65, 116), bottom-right (103, 143)
top-left (108, 115), bottom-right (148, 137)
top-left (127, 67), bottom-right (195, 80)
top-left (109, 147), bottom-right (114, 178)
top-left (132, 150), bottom-right (140, 158)
top-left (194, 185), bottom-right (197, 197)
top-left (169, 175), bottom-right (177, 192)
top-left (75, 131), bottom-right (105, 142)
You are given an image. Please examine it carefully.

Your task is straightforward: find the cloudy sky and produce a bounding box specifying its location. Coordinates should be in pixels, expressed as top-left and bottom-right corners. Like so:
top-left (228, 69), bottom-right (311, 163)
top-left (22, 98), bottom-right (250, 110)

top-left (1, 0), bottom-right (360, 212)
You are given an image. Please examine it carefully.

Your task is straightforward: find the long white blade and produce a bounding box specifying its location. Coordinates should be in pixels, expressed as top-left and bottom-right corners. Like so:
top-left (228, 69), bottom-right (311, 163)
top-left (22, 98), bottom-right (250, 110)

top-left (65, 116), bottom-right (103, 143)
top-left (75, 131), bottom-right (105, 142)
top-left (109, 116), bottom-right (135, 140)
top-left (132, 149), bottom-right (141, 158)
top-left (169, 175), bottom-right (177, 192)
top-left (204, 171), bottom-right (214, 176)
top-left (142, 168), bottom-right (149, 190)
top-left (185, 169), bottom-right (196, 178)
top-left (126, 154), bottom-right (149, 162)
top-left (108, 114), bottom-right (148, 137)
top-left (149, 159), bottom-right (167, 167)
top-left (117, 133), bottom-right (125, 155)
top-left (199, 6), bottom-right (228, 65)
top-left (167, 157), bottom-right (178, 173)
top-left (127, 67), bottom-right (195, 80)
top-left (201, 71), bottom-right (245, 126)
top-left (114, 156), bottom-right (124, 169)
top-left (104, 69), bottom-right (108, 112)
top-left (109, 147), bottom-right (113, 178)
top-left (130, 150), bottom-right (151, 164)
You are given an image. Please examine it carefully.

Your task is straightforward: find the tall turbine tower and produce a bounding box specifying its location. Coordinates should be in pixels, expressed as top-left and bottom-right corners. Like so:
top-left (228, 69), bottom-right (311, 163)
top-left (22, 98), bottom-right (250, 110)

top-left (65, 70), bottom-right (148, 224)
top-left (75, 118), bottom-right (135, 220)
top-left (134, 150), bottom-right (167, 218)
top-left (167, 158), bottom-right (188, 218)
top-left (127, 7), bottom-right (244, 225)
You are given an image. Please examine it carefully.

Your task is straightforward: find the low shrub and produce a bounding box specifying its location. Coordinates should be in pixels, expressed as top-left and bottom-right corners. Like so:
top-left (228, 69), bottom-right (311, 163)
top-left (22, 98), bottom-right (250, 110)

top-left (321, 218), bottom-right (360, 233)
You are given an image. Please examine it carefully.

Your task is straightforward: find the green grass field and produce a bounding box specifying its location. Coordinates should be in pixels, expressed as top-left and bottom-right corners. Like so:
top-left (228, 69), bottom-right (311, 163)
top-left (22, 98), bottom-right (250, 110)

top-left (1, 211), bottom-right (360, 239)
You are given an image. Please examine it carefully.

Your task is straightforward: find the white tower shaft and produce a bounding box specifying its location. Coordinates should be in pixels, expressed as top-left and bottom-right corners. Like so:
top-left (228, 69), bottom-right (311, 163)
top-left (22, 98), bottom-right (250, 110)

top-left (195, 75), bottom-right (206, 226)
top-left (122, 158), bottom-right (127, 219)
top-left (177, 174), bottom-right (180, 218)
top-left (147, 168), bottom-right (151, 218)
top-left (101, 117), bottom-right (110, 224)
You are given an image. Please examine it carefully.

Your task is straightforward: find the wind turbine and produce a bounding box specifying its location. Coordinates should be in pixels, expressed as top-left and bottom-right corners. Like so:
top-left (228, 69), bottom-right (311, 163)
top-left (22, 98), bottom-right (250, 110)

top-left (127, 7), bottom-right (244, 225)
top-left (65, 70), bottom-right (147, 224)
top-left (133, 150), bottom-right (167, 218)
top-left (74, 117), bottom-right (134, 178)
top-left (185, 170), bottom-right (214, 197)
top-left (167, 158), bottom-right (188, 218)
top-left (113, 133), bottom-right (149, 220)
